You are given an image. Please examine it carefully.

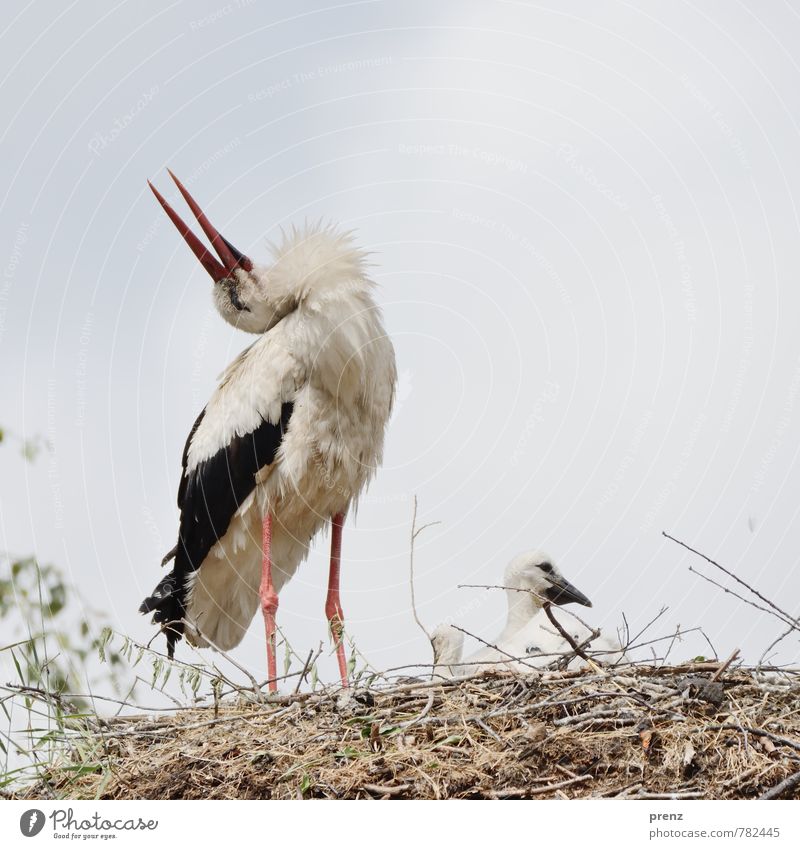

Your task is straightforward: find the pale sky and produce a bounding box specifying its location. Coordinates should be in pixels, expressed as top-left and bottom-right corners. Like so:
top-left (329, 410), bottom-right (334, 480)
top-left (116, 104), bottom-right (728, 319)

top-left (2, 0), bottom-right (800, 692)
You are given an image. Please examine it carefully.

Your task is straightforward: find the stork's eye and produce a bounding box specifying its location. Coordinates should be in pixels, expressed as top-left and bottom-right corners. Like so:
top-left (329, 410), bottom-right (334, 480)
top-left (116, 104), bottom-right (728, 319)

top-left (539, 562), bottom-right (553, 573)
top-left (222, 277), bottom-right (250, 312)
top-left (226, 281), bottom-right (251, 312)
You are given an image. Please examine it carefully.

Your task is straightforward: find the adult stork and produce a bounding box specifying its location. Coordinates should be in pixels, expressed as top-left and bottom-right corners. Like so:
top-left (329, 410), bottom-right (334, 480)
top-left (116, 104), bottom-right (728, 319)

top-left (139, 172), bottom-right (397, 691)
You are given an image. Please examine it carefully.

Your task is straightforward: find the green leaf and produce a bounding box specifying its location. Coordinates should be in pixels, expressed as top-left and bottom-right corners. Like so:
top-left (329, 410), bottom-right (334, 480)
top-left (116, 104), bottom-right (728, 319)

top-left (335, 746), bottom-right (360, 760)
top-left (96, 627), bottom-right (112, 662)
top-left (436, 735), bottom-right (463, 746)
top-left (9, 648), bottom-right (24, 684)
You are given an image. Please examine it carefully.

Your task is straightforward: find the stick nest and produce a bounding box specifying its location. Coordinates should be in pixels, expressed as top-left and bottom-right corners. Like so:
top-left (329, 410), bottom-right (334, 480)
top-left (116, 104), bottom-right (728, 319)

top-left (14, 664), bottom-right (800, 800)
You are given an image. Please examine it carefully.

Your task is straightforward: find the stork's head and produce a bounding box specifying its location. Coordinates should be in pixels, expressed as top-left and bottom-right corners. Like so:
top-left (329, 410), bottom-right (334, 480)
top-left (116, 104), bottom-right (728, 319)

top-left (149, 172), bottom-right (373, 335)
top-left (504, 551), bottom-right (593, 611)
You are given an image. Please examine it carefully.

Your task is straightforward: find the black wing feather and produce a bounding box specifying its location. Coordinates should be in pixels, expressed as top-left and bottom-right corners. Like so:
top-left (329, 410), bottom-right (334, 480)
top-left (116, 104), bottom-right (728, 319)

top-left (159, 407), bottom-right (207, 567)
top-left (177, 407), bottom-right (207, 510)
top-left (140, 402), bottom-right (293, 655)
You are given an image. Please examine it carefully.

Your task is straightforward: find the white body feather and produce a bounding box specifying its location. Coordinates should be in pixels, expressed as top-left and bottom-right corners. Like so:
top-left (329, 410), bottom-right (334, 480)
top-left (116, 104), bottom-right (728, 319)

top-left (181, 227), bottom-right (396, 650)
top-left (507, 616), bottom-right (627, 671)
top-left (433, 552), bottom-right (627, 676)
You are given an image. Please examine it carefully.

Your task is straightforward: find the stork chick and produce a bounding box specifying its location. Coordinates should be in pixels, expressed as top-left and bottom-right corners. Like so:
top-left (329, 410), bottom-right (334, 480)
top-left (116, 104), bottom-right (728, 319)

top-left (433, 551), bottom-right (592, 676)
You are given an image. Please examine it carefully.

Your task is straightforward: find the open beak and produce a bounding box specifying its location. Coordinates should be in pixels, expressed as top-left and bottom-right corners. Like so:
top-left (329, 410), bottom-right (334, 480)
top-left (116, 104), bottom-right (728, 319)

top-left (543, 577), bottom-right (593, 608)
top-left (148, 170), bottom-right (252, 282)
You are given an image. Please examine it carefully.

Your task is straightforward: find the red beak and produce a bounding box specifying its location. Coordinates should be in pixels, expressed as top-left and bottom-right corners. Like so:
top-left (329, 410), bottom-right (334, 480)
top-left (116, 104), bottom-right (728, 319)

top-left (148, 172), bottom-right (253, 282)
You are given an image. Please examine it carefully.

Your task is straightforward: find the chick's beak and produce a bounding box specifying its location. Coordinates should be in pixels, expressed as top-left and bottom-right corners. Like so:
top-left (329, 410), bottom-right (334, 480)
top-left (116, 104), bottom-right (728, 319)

top-left (543, 577), bottom-right (593, 608)
top-left (147, 170), bottom-right (252, 283)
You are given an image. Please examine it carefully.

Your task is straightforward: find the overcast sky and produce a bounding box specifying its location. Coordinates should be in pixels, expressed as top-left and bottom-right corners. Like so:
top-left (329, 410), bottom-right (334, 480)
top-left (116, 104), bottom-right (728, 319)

top-left (2, 0), bottom-right (800, 692)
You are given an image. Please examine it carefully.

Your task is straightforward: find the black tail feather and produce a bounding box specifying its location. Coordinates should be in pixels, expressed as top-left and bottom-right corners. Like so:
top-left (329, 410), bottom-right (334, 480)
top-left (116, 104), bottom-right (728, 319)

top-left (139, 568), bottom-right (186, 658)
top-left (160, 543), bottom-right (178, 566)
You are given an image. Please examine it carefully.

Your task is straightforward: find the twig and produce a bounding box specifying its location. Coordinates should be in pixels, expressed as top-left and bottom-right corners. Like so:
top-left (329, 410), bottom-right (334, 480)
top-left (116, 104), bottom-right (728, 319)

top-left (553, 706), bottom-right (634, 727)
top-left (699, 628), bottom-right (720, 661)
top-left (3, 682), bottom-right (183, 714)
top-left (409, 495), bottom-right (440, 645)
top-left (625, 627), bottom-right (703, 653)
top-left (551, 603), bottom-right (603, 639)
top-left (663, 531), bottom-right (800, 630)
top-left (688, 567), bottom-right (798, 630)
top-left (555, 763), bottom-right (579, 779)
top-left (542, 604), bottom-right (596, 666)
top-left (363, 783), bottom-right (411, 797)
top-left (473, 717), bottom-right (506, 746)
top-left (710, 648), bottom-right (741, 682)
top-left (181, 618), bottom-right (261, 694)
top-left (293, 649), bottom-right (315, 695)
top-left (119, 631), bottom-right (255, 696)
top-left (459, 582), bottom-right (553, 596)
top-left (760, 768), bottom-right (800, 800)
top-left (759, 626), bottom-right (797, 669)
top-left (720, 765), bottom-right (764, 790)
top-left (450, 625), bottom-right (550, 673)
top-left (623, 606), bottom-right (669, 651)
top-left (85, 704), bottom-right (299, 738)
top-left (399, 691), bottom-right (435, 729)
top-left (596, 780), bottom-right (642, 798)
top-left (706, 724), bottom-right (800, 754)
top-left (526, 774), bottom-right (593, 795)
top-left (620, 611), bottom-right (630, 654)
top-left (636, 790), bottom-right (704, 799)
top-left (660, 623), bottom-right (683, 668)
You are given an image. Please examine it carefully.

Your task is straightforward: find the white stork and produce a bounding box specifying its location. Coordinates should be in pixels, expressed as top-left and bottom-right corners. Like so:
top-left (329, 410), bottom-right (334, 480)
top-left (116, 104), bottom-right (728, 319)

top-left (431, 623), bottom-right (464, 679)
top-left (432, 551), bottom-right (593, 676)
top-left (139, 172), bottom-right (396, 691)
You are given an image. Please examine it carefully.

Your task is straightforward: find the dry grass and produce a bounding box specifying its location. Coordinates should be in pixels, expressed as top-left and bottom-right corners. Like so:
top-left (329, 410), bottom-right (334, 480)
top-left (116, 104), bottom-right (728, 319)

top-left (11, 662), bottom-right (800, 800)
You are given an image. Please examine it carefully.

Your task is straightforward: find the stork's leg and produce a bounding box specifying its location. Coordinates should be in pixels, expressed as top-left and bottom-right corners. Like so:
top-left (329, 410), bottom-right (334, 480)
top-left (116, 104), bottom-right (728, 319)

top-left (259, 511), bottom-right (279, 692)
top-left (325, 512), bottom-right (349, 688)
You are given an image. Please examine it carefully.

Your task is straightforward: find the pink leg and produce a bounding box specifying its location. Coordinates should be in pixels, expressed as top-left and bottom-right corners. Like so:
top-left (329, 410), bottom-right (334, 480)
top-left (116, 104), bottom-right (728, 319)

top-left (259, 511), bottom-right (279, 692)
top-left (325, 512), bottom-right (349, 688)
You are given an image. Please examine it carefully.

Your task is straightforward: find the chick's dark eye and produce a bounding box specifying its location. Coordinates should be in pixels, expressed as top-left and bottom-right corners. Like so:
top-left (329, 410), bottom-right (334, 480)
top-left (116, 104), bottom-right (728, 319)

top-left (539, 563), bottom-right (553, 573)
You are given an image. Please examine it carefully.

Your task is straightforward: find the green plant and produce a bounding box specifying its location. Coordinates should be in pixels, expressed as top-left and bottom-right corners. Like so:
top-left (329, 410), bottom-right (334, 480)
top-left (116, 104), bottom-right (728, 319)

top-left (0, 556), bottom-right (126, 699)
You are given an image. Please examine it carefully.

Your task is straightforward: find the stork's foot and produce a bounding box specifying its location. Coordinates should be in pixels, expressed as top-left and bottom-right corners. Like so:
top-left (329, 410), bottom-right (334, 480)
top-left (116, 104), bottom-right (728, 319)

top-left (260, 588), bottom-right (279, 692)
top-left (326, 608), bottom-right (349, 689)
top-left (334, 637), bottom-right (350, 690)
